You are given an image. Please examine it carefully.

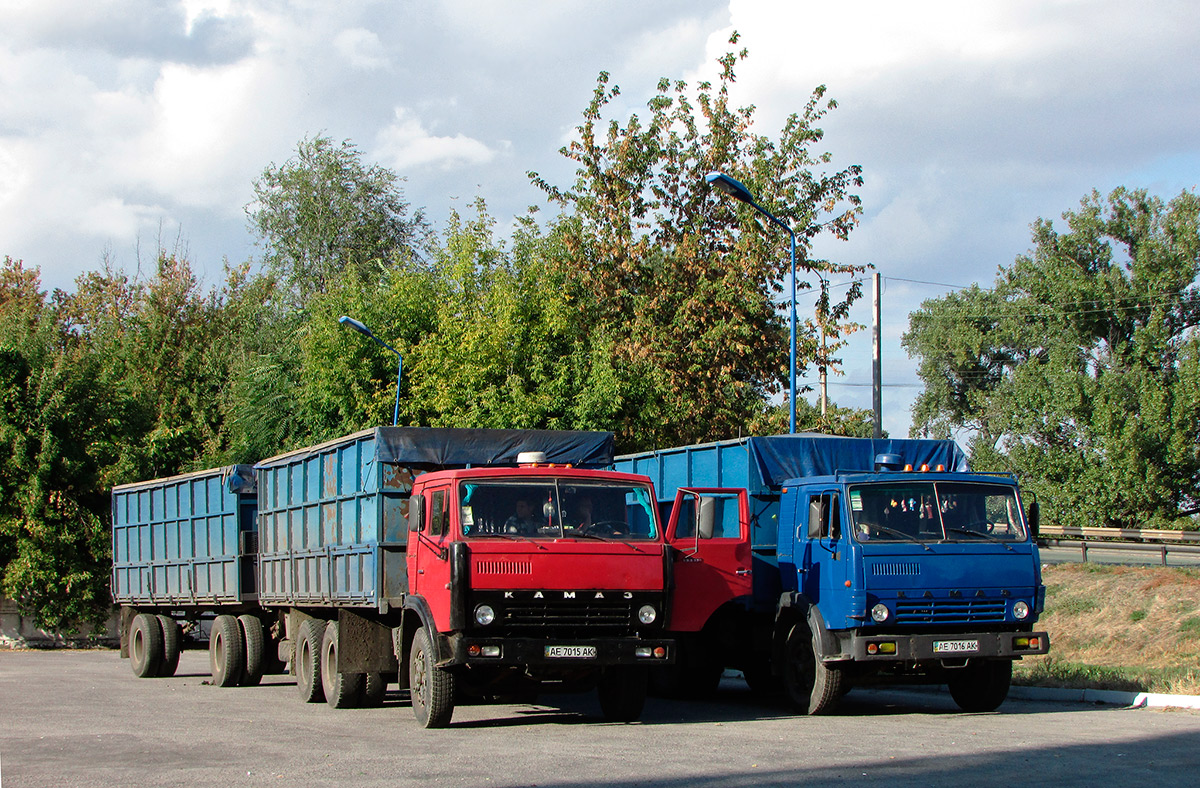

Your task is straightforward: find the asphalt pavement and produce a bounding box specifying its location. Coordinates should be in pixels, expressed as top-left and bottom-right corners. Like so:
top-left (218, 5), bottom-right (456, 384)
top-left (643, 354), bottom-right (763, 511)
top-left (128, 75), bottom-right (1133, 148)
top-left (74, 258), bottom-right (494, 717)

top-left (2, 649), bottom-right (1199, 788)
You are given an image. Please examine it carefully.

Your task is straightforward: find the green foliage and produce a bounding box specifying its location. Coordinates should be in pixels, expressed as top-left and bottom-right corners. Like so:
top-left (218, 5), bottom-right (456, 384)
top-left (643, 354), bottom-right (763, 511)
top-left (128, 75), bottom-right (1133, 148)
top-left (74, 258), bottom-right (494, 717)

top-left (905, 187), bottom-right (1200, 529)
top-left (528, 33), bottom-right (864, 450)
top-left (247, 134), bottom-right (431, 306)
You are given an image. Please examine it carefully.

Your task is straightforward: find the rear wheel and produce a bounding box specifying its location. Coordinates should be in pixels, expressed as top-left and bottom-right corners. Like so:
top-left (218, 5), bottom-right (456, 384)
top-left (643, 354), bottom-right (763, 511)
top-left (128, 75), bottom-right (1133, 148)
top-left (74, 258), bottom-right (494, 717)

top-left (598, 667), bottom-right (647, 723)
top-left (295, 619), bottom-right (325, 703)
top-left (155, 615), bottom-right (181, 678)
top-left (409, 627), bottom-right (454, 728)
top-left (782, 622), bottom-right (843, 715)
top-left (238, 615), bottom-right (266, 687)
top-left (209, 614), bottom-right (245, 688)
top-left (129, 613), bottom-right (164, 678)
top-left (948, 659), bottom-right (1012, 712)
top-left (321, 621), bottom-right (365, 708)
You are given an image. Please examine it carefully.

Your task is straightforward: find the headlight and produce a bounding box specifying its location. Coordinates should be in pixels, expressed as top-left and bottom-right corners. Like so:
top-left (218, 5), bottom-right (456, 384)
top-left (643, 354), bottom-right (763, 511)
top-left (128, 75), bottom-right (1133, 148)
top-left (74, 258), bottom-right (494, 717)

top-left (871, 603), bottom-right (889, 623)
top-left (637, 605), bottom-right (657, 625)
top-left (474, 604), bottom-right (496, 626)
top-left (1013, 600), bottom-right (1030, 620)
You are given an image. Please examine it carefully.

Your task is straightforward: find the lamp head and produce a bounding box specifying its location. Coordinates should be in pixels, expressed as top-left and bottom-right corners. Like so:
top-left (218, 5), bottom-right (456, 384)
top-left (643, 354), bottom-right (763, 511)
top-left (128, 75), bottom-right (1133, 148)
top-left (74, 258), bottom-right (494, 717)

top-left (339, 315), bottom-right (372, 337)
top-left (705, 171), bottom-right (755, 204)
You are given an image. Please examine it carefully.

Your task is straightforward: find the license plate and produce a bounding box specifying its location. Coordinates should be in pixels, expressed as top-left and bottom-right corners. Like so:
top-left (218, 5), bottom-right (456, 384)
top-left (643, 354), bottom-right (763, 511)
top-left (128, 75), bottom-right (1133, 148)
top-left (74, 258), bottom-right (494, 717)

top-left (934, 639), bottom-right (979, 654)
top-left (544, 645), bottom-right (597, 659)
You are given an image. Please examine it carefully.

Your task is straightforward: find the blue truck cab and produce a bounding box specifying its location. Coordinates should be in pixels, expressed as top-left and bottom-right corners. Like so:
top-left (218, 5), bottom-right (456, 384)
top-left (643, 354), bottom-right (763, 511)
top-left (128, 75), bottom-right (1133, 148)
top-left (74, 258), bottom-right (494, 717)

top-left (616, 434), bottom-right (1050, 714)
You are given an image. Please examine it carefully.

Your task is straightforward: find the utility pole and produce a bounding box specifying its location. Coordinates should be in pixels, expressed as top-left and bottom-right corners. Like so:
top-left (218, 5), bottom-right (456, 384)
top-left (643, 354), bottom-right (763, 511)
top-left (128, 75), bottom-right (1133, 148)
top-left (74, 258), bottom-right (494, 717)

top-left (872, 272), bottom-right (882, 439)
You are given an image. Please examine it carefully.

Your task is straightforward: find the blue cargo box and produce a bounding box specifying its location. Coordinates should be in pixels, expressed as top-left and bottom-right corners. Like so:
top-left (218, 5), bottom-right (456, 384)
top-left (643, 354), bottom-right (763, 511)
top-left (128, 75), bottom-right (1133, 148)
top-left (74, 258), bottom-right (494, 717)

top-left (614, 434), bottom-right (969, 550)
top-left (254, 426), bottom-right (615, 610)
top-left (111, 465), bottom-right (258, 606)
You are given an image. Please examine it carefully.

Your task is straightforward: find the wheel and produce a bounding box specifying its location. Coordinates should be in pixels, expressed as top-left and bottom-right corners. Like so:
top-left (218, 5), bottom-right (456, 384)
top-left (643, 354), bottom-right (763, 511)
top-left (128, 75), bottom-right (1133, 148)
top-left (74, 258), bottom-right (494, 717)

top-left (321, 621), bottom-right (365, 708)
top-left (782, 622), bottom-right (843, 715)
top-left (238, 615), bottom-right (266, 687)
top-left (129, 613), bottom-right (164, 678)
top-left (409, 627), bottom-right (454, 728)
top-left (209, 614), bottom-right (245, 688)
top-left (295, 619), bottom-right (326, 703)
top-left (155, 615), bottom-right (181, 678)
top-left (598, 667), bottom-right (647, 722)
top-left (361, 673), bottom-right (387, 707)
top-left (948, 659), bottom-right (1012, 712)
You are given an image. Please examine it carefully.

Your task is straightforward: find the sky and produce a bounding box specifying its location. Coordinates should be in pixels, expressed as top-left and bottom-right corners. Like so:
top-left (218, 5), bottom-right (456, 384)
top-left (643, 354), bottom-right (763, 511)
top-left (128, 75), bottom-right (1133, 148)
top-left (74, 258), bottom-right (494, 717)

top-left (2, 0), bottom-right (1199, 438)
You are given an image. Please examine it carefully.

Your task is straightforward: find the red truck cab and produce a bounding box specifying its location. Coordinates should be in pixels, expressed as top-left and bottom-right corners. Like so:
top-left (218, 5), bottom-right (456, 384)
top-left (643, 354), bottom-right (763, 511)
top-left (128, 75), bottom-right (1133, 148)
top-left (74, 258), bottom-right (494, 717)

top-left (403, 465), bottom-right (677, 726)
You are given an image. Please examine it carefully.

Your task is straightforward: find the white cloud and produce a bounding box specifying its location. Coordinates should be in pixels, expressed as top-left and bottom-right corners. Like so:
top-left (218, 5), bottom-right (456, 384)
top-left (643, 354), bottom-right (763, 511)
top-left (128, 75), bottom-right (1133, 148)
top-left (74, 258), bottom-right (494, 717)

top-left (334, 27), bottom-right (390, 70)
top-left (374, 108), bottom-right (496, 171)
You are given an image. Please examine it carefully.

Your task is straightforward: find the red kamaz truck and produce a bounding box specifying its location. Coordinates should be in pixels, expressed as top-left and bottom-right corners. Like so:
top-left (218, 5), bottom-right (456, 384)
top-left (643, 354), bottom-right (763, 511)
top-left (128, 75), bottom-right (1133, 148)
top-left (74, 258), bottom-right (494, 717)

top-left (113, 427), bottom-right (712, 727)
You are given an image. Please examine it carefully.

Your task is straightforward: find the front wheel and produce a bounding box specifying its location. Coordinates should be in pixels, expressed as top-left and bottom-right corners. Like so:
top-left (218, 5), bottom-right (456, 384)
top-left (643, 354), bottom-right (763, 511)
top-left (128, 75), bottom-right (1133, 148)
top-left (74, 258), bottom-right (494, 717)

top-left (948, 659), bottom-right (1012, 712)
top-left (782, 622), bottom-right (843, 715)
top-left (409, 627), bottom-right (454, 728)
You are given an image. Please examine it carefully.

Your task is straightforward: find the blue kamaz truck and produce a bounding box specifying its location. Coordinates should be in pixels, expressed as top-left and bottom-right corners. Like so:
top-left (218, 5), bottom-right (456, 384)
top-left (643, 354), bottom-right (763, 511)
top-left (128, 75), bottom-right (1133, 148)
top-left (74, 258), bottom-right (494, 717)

top-left (614, 434), bottom-right (1050, 714)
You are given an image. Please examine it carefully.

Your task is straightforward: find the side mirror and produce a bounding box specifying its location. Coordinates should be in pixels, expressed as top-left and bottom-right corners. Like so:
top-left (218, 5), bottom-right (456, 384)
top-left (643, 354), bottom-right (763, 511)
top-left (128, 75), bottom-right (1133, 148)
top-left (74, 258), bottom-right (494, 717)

top-left (1028, 499), bottom-right (1040, 540)
top-left (807, 499), bottom-right (824, 539)
top-left (697, 497), bottom-right (716, 540)
top-left (408, 494), bottom-right (425, 533)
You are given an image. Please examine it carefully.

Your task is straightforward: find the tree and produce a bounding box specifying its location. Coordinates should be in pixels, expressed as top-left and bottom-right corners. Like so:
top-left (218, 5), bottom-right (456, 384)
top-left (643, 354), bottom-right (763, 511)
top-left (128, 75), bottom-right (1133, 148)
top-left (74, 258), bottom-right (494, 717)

top-left (904, 187), bottom-right (1200, 529)
top-left (528, 33), bottom-right (864, 449)
top-left (247, 135), bottom-right (432, 306)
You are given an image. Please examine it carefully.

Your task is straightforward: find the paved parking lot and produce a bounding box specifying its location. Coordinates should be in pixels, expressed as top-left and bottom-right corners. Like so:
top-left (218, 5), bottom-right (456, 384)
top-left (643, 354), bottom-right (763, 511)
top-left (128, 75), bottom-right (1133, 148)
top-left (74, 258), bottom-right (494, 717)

top-left (2, 649), bottom-right (1198, 787)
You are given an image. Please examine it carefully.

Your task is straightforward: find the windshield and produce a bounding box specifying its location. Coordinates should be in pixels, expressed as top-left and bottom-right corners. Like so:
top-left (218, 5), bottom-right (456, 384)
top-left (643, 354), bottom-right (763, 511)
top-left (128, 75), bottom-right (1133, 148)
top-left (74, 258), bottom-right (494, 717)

top-left (458, 479), bottom-right (658, 540)
top-left (848, 481), bottom-right (1027, 544)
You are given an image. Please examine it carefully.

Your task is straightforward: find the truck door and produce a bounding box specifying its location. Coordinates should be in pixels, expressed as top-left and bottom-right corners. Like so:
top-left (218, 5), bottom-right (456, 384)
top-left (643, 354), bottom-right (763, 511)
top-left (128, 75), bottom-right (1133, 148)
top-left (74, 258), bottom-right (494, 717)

top-left (800, 489), bottom-right (853, 622)
top-left (665, 488), bottom-right (752, 632)
top-left (408, 484), bottom-right (454, 631)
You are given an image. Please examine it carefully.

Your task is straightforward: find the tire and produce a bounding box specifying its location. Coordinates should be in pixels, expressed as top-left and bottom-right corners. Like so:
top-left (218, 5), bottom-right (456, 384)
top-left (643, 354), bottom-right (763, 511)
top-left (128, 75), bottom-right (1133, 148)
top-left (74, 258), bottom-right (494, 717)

top-left (782, 622), bottom-right (843, 715)
top-left (321, 621), bottom-right (365, 709)
top-left (155, 615), bottom-right (181, 678)
top-left (209, 614), bottom-right (245, 688)
top-left (361, 673), bottom-right (387, 707)
top-left (129, 613), bottom-right (164, 678)
top-left (948, 659), bottom-right (1012, 712)
top-left (295, 619), bottom-right (326, 703)
top-left (598, 667), bottom-right (648, 723)
top-left (409, 627), bottom-right (454, 728)
top-left (238, 615), bottom-right (266, 687)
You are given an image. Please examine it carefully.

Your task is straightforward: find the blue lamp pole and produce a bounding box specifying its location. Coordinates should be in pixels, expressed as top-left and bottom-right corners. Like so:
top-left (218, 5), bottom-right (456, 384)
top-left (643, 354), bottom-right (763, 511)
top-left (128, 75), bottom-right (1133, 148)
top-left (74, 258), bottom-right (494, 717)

top-left (339, 315), bottom-right (403, 427)
top-left (705, 171), bottom-right (798, 434)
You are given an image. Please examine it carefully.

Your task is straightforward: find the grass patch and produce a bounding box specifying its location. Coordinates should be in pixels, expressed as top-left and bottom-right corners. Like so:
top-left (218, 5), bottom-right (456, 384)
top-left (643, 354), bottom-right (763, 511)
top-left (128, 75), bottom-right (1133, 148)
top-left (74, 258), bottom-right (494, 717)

top-left (1015, 563), bottom-right (1200, 694)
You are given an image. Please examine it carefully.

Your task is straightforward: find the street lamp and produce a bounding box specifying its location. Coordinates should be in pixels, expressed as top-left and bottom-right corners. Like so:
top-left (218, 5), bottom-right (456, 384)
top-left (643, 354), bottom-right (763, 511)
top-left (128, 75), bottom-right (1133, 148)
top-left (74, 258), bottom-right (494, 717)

top-left (339, 315), bottom-right (403, 427)
top-left (706, 171), bottom-right (799, 434)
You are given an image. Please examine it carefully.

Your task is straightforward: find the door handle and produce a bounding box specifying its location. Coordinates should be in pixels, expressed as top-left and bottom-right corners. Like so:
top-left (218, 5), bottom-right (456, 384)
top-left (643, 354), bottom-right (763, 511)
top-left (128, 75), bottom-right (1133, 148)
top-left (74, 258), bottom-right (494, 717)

top-left (735, 568), bottom-right (751, 576)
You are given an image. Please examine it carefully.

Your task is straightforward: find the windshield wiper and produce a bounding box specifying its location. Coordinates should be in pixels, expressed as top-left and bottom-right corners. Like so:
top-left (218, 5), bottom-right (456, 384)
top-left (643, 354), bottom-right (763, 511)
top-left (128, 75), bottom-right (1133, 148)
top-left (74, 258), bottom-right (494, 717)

top-left (862, 524), bottom-right (931, 550)
top-left (945, 527), bottom-right (1013, 551)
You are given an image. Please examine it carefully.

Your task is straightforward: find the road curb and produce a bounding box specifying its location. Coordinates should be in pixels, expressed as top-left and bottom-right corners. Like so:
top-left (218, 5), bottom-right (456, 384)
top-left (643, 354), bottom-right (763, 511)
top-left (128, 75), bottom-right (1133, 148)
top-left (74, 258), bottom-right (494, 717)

top-left (1008, 684), bottom-right (1200, 709)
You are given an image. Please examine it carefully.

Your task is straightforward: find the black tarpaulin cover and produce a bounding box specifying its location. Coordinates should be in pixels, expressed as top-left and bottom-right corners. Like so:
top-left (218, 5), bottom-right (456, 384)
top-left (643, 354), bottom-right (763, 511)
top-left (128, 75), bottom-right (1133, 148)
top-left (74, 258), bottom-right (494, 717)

top-left (372, 427), bottom-right (614, 468)
top-left (749, 434), bottom-right (969, 489)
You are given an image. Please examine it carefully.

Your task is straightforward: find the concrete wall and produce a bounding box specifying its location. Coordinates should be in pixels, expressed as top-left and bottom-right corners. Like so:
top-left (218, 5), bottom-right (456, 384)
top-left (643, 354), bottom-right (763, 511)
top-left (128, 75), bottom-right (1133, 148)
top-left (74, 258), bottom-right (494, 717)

top-left (0, 597), bottom-right (120, 648)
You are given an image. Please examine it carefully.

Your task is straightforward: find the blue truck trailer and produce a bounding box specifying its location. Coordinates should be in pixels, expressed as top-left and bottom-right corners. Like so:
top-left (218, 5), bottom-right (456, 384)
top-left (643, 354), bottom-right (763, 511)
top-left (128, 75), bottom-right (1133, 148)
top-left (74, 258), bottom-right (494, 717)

top-left (112, 426), bottom-right (683, 726)
top-left (614, 433), bottom-right (1050, 714)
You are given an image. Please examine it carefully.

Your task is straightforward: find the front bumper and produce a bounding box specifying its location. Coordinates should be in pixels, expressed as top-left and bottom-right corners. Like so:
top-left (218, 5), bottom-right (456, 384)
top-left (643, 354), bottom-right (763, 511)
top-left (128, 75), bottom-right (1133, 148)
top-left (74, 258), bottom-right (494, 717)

top-left (848, 630), bottom-right (1050, 662)
top-left (442, 634), bottom-right (675, 667)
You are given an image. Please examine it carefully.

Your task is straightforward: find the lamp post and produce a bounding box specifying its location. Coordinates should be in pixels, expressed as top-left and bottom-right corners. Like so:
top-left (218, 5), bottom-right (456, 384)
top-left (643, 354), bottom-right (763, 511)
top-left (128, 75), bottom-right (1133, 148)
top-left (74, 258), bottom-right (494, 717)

top-left (339, 315), bottom-right (403, 427)
top-left (706, 171), bottom-right (798, 434)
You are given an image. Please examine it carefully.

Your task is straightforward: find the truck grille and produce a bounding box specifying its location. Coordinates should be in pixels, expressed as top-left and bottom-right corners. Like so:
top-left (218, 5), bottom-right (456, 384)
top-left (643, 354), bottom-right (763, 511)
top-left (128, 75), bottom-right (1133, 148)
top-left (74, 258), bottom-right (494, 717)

top-left (894, 598), bottom-right (1006, 625)
top-left (502, 598), bottom-right (634, 632)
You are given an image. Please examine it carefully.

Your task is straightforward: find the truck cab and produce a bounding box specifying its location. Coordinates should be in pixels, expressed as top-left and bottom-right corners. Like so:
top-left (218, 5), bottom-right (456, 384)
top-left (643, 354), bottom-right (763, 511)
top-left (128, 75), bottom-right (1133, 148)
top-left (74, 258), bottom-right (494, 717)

top-left (403, 465), bottom-right (674, 726)
top-left (778, 466), bottom-right (1049, 711)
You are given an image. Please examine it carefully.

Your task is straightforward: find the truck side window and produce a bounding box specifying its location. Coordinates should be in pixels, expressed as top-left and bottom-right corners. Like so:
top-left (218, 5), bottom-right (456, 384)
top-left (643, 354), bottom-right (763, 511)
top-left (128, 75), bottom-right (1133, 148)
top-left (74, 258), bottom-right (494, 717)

top-left (430, 490), bottom-right (448, 537)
